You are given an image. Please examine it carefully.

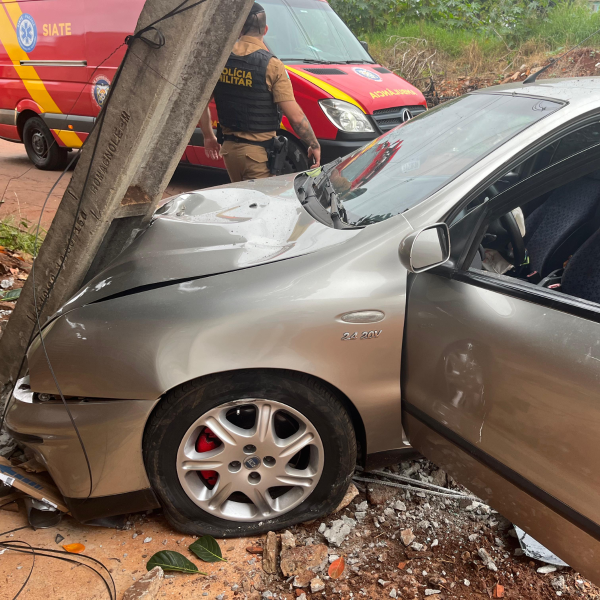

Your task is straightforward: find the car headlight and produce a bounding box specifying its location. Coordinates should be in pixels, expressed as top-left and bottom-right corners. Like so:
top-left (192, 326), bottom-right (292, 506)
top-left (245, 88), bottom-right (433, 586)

top-left (319, 99), bottom-right (374, 133)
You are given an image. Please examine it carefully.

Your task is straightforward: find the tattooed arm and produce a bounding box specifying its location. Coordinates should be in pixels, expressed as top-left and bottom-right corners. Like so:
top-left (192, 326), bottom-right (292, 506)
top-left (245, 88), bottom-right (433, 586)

top-left (279, 101), bottom-right (321, 167)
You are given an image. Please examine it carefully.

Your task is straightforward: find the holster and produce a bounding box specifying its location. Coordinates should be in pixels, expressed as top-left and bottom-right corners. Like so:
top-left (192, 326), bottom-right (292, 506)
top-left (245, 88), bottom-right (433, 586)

top-left (267, 135), bottom-right (289, 176)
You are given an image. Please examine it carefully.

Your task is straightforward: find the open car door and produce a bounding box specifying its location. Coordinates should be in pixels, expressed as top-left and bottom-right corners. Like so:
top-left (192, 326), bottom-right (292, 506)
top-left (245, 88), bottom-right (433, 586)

top-left (401, 145), bottom-right (600, 585)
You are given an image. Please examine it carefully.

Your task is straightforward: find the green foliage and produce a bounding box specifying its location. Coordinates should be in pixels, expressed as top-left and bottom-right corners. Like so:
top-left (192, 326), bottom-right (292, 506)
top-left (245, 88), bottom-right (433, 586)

top-left (330, 0), bottom-right (596, 44)
top-left (0, 289), bottom-right (21, 302)
top-left (146, 550), bottom-right (206, 574)
top-left (189, 536), bottom-right (227, 563)
top-left (0, 217), bottom-right (44, 256)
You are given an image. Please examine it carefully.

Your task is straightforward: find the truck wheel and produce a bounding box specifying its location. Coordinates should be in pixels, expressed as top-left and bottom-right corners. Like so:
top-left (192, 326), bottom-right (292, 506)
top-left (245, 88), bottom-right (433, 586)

top-left (23, 116), bottom-right (69, 170)
top-left (283, 138), bottom-right (310, 174)
top-left (144, 371), bottom-right (356, 537)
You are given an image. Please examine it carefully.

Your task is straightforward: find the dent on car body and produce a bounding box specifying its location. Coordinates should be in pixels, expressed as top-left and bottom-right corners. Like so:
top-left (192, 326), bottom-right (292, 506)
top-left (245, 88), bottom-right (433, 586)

top-left (58, 176), bottom-right (359, 315)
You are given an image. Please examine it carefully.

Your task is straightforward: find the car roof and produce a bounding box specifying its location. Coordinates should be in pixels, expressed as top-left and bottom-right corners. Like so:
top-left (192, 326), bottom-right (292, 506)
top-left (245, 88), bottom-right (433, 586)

top-left (473, 76), bottom-right (600, 107)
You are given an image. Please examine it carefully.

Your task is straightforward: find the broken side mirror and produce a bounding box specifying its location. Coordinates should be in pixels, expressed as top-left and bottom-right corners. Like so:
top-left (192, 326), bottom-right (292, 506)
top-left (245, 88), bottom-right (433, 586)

top-left (399, 223), bottom-right (451, 273)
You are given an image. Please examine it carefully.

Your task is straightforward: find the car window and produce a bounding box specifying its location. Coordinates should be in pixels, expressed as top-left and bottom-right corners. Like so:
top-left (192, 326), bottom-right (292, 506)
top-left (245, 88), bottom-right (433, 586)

top-left (325, 94), bottom-right (562, 227)
top-left (455, 120), bottom-right (600, 222)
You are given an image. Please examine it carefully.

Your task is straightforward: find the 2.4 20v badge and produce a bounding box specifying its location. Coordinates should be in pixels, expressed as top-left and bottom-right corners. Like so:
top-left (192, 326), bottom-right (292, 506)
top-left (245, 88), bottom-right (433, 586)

top-left (341, 330), bottom-right (382, 341)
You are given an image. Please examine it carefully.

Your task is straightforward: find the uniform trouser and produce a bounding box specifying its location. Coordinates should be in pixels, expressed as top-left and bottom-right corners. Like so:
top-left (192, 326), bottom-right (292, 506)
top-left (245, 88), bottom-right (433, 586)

top-left (220, 140), bottom-right (272, 183)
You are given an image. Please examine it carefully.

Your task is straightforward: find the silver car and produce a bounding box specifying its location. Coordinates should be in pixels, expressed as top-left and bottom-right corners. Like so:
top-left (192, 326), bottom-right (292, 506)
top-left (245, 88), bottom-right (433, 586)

top-left (7, 78), bottom-right (600, 585)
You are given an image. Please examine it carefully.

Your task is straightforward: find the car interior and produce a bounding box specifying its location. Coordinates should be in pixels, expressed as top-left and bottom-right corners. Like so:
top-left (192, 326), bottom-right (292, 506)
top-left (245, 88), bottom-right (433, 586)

top-left (461, 121), bottom-right (600, 306)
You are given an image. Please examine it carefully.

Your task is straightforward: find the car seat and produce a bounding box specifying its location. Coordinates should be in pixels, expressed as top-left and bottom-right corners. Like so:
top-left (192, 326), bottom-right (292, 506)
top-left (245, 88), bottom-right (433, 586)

top-left (561, 227), bottom-right (600, 304)
top-left (524, 175), bottom-right (600, 278)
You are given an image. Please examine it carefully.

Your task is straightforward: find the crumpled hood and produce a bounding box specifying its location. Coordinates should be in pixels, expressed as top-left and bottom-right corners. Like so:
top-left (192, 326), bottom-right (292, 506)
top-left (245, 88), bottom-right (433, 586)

top-left (59, 175), bottom-right (358, 313)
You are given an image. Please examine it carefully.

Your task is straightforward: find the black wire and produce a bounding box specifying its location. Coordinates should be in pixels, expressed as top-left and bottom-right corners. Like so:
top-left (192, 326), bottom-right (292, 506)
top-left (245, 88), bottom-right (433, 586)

top-left (0, 526), bottom-right (29, 537)
top-left (2, 540), bottom-right (35, 600)
top-left (1, 541), bottom-right (116, 600)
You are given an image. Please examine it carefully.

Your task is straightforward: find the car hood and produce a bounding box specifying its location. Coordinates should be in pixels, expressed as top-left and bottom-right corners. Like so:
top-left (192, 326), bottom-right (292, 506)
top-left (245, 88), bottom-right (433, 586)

top-left (58, 174), bottom-right (358, 314)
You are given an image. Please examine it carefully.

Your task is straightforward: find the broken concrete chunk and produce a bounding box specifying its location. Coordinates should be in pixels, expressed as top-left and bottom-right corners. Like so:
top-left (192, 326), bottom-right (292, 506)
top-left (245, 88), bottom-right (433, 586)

top-left (334, 483), bottom-right (359, 513)
top-left (394, 500), bottom-right (407, 512)
top-left (410, 542), bottom-right (424, 551)
top-left (367, 484), bottom-right (396, 506)
top-left (400, 529), bottom-right (416, 547)
top-left (310, 577), bottom-right (325, 593)
top-left (292, 570), bottom-right (313, 588)
top-left (355, 500), bottom-right (368, 512)
top-left (122, 566), bottom-right (164, 600)
top-left (551, 576), bottom-right (566, 591)
top-left (425, 590), bottom-right (441, 596)
top-left (477, 548), bottom-right (498, 571)
top-left (537, 565), bottom-right (557, 574)
top-left (354, 511), bottom-right (367, 522)
top-left (262, 531), bottom-right (280, 574)
top-left (323, 517), bottom-right (356, 547)
top-left (280, 544), bottom-right (328, 577)
top-left (430, 469), bottom-right (447, 488)
top-left (281, 530), bottom-right (296, 550)
top-left (318, 523), bottom-right (327, 534)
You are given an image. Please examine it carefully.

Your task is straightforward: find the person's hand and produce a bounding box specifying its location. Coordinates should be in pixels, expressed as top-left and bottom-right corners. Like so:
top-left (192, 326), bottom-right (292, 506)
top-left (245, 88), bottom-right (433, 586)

top-left (204, 136), bottom-right (221, 161)
top-left (308, 145), bottom-right (321, 168)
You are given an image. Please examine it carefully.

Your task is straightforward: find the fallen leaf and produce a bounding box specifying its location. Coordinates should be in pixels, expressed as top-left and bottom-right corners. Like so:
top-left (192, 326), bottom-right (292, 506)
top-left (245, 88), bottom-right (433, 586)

top-left (493, 583), bottom-right (505, 598)
top-left (328, 556), bottom-right (345, 579)
top-left (146, 550), bottom-right (205, 574)
top-left (63, 543), bottom-right (85, 553)
top-left (398, 561), bottom-right (407, 570)
top-left (246, 546), bottom-right (263, 554)
top-left (189, 535), bottom-right (226, 562)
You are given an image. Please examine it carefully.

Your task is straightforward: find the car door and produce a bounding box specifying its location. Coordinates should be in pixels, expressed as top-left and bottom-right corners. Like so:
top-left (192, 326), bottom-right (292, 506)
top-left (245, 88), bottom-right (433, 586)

top-left (401, 141), bottom-right (600, 585)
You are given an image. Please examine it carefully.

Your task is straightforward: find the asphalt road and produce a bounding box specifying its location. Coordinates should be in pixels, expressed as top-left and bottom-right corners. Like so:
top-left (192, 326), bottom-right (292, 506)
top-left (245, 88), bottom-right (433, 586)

top-left (0, 139), bottom-right (230, 230)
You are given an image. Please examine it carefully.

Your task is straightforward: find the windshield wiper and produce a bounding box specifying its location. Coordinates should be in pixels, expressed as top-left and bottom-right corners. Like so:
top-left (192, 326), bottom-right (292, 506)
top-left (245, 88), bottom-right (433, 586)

top-left (342, 60), bottom-right (376, 64)
top-left (281, 58), bottom-right (337, 64)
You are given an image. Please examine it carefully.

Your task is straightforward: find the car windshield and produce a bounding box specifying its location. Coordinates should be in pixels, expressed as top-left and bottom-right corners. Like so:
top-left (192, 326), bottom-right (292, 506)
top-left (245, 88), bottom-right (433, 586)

top-left (322, 94), bottom-right (562, 226)
top-left (263, 0), bottom-right (373, 64)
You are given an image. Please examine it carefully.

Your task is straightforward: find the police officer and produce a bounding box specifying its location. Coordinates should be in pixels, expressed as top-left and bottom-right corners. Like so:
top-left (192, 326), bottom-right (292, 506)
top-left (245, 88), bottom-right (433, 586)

top-left (199, 2), bottom-right (321, 182)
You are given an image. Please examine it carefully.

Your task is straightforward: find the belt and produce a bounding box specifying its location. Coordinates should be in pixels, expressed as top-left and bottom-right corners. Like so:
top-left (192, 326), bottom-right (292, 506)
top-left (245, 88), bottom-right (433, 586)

top-left (223, 135), bottom-right (273, 149)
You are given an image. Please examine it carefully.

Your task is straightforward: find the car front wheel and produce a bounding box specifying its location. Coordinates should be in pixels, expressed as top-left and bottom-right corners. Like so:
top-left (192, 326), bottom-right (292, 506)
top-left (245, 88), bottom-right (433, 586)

top-left (143, 371), bottom-right (357, 537)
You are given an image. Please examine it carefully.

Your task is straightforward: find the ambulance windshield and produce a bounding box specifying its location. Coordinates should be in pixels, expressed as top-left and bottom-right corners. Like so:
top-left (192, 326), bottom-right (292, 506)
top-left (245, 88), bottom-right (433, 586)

top-left (263, 0), bottom-right (373, 64)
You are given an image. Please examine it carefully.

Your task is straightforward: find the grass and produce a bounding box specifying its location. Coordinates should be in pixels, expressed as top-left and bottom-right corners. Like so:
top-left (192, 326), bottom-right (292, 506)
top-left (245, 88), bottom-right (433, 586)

top-left (364, 2), bottom-right (600, 82)
top-left (0, 217), bottom-right (44, 256)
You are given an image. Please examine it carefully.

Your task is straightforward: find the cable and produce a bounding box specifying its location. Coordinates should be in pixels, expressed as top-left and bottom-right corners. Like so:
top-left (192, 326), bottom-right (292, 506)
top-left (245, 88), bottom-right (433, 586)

top-left (3, 540), bottom-right (35, 600)
top-left (353, 475), bottom-right (482, 501)
top-left (1, 541), bottom-right (116, 600)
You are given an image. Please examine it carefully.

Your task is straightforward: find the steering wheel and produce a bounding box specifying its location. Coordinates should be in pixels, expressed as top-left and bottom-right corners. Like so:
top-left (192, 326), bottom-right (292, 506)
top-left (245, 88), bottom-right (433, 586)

top-left (499, 212), bottom-right (527, 269)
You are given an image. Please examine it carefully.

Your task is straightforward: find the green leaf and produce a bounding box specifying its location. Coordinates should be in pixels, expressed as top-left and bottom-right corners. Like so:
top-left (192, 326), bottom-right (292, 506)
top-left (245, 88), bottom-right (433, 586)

top-left (189, 536), bottom-right (227, 563)
top-left (0, 288), bottom-right (21, 302)
top-left (146, 550), bottom-right (206, 574)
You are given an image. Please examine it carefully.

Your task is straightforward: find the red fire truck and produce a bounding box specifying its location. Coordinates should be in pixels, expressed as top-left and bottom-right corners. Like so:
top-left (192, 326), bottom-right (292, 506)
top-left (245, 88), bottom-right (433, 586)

top-left (0, 0), bottom-right (427, 171)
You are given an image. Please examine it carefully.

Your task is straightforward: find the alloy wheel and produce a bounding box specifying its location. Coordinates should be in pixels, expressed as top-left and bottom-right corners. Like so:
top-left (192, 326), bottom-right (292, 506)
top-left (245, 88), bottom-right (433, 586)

top-left (176, 399), bottom-right (324, 522)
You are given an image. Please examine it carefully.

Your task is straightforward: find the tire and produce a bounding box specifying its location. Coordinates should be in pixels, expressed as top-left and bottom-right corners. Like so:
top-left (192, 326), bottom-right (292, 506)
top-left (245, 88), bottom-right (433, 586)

top-left (23, 116), bottom-right (69, 170)
top-left (143, 370), bottom-right (356, 538)
top-left (282, 137), bottom-right (310, 174)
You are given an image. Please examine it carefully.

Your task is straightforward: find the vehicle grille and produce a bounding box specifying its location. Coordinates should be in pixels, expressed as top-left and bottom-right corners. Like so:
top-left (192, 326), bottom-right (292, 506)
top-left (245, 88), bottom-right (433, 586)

top-left (372, 105), bottom-right (426, 131)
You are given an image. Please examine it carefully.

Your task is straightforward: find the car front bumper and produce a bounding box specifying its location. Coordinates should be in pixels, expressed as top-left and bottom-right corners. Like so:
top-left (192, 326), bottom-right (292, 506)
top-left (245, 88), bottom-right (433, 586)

top-left (5, 380), bottom-right (160, 521)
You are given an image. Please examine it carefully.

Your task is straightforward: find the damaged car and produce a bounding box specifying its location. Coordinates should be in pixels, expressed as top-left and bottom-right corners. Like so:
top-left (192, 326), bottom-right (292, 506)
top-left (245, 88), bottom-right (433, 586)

top-left (6, 78), bottom-right (600, 585)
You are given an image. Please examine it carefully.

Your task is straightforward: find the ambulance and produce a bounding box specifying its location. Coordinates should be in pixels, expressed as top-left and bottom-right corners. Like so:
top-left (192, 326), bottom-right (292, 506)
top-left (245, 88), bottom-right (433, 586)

top-left (0, 0), bottom-right (427, 171)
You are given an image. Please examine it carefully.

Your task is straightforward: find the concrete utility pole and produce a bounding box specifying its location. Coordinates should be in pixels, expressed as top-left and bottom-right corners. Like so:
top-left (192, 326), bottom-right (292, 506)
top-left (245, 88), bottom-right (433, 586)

top-left (0, 0), bottom-right (255, 392)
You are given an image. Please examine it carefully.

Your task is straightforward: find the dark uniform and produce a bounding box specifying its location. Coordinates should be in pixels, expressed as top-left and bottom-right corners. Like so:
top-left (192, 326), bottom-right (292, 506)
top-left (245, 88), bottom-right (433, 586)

top-left (213, 35), bottom-right (295, 182)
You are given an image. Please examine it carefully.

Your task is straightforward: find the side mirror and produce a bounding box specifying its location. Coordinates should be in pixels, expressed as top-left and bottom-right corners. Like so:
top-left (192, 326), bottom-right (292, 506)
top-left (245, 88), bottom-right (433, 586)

top-left (399, 223), bottom-right (451, 273)
top-left (360, 40), bottom-right (369, 52)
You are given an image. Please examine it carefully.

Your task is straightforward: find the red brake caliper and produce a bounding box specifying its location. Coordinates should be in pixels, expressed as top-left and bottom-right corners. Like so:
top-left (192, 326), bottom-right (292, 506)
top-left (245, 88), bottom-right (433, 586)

top-left (196, 427), bottom-right (220, 487)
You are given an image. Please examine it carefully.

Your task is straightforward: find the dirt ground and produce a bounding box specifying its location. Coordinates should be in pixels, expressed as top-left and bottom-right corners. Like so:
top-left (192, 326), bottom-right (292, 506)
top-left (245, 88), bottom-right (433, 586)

top-left (1, 458), bottom-right (598, 600)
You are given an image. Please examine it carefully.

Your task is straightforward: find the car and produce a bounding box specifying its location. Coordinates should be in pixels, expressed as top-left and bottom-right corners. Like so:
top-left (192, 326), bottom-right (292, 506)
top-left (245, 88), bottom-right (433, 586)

top-left (6, 77), bottom-right (600, 585)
